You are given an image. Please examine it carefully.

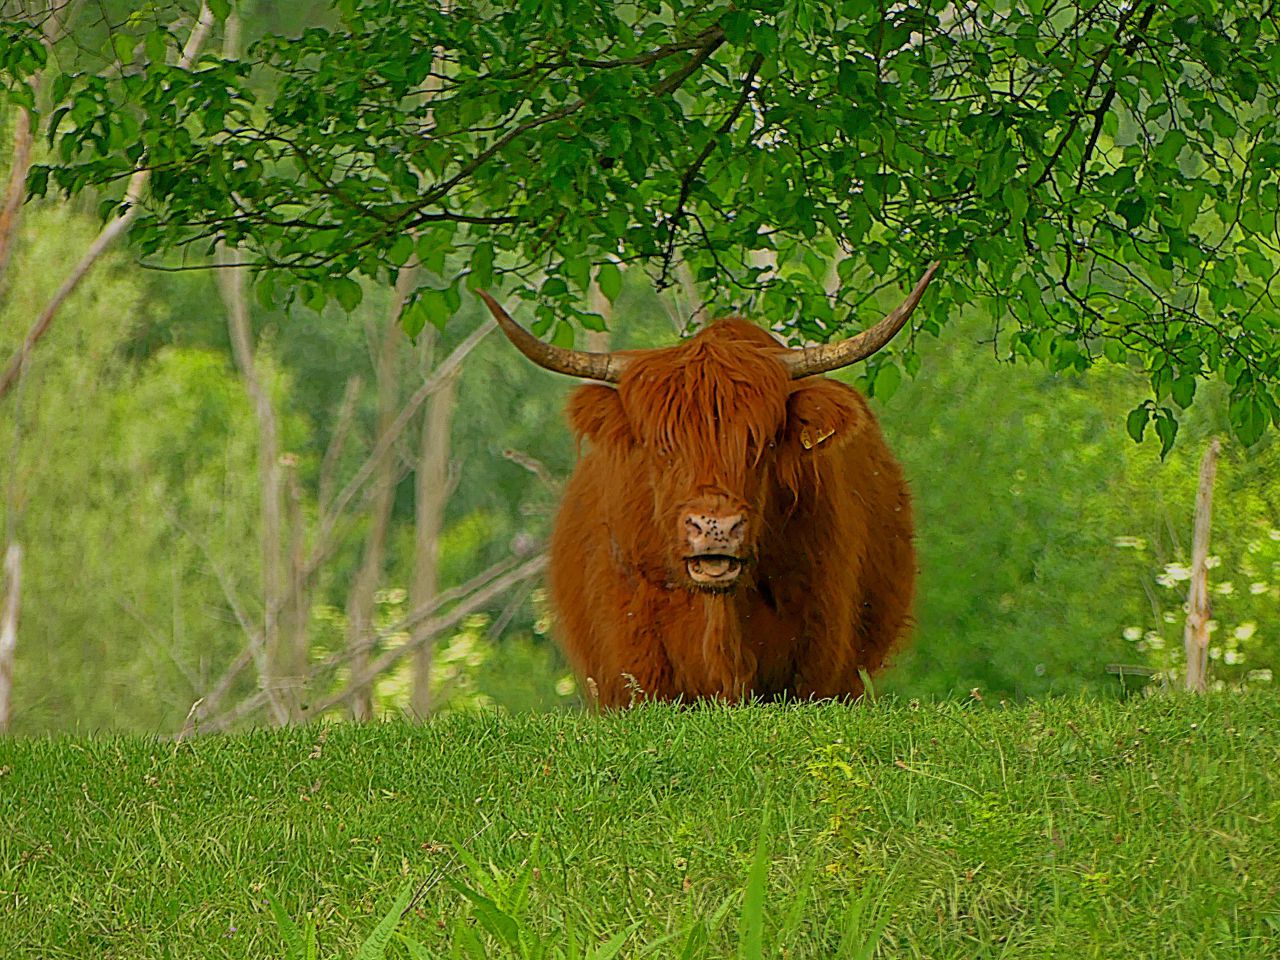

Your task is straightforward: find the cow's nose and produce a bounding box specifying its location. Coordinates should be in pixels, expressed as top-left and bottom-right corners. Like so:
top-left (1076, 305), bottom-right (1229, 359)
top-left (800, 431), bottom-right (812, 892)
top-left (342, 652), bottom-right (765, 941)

top-left (683, 513), bottom-right (746, 555)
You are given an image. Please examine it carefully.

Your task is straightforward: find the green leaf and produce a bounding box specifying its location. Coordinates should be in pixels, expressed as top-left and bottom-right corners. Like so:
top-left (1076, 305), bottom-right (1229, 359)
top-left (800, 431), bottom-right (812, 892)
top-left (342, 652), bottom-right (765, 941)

top-left (24, 165), bottom-right (49, 199)
top-left (585, 925), bottom-right (638, 960)
top-left (112, 33), bottom-right (135, 66)
top-left (143, 29), bottom-right (168, 64)
top-left (676, 921), bottom-right (708, 960)
top-left (1003, 183), bottom-right (1028, 225)
top-left (333, 277), bottom-right (363, 313)
top-left (442, 279), bottom-right (461, 313)
top-left (388, 234), bottom-right (414, 267)
top-left (871, 361), bottom-right (901, 401)
top-left (416, 234), bottom-right (447, 276)
top-left (865, 245), bottom-right (889, 276)
top-left (1231, 393), bottom-right (1270, 446)
top-left (1153, 409), bottom-right (1178, 459)
top-left (596, 261), bottom-right (622, 302)
top-left (1102, 339), bottom-right (1127, 364)
top-left (468, 241), bottom-right (494, 290)
top-left (404, 286), bottom-right (456, 336)
top-left (563, 256), bottom-right (591, 294)
top-left (448, 878), bottom-right (521, 948)
top-left (1126, 405), bottom-right (1149, 443)
top-left (722, 10), bottom-right (752, 46)
top-left (450, 921), bottom-right (487, 960)
top-left (51, 71), bottom-right (74, 105)
top-left (1171, 374), bottom-right (1196, 409)
top-left (302, 284), bottom-right (327, 314)
top-left (551, 320), bottom-right (575, 348)
top-left (1117, 195), bottom-right (1147, 230)
top-left (398, 933), bottom-right (433, 960)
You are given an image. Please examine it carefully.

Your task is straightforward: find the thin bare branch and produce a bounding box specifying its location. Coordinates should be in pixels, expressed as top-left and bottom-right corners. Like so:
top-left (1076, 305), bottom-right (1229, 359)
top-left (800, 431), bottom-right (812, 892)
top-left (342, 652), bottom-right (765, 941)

top-left (0, 2), bottom-right (215, 399)
top-left (310, 317), bottom-right (495, 569)
top-left (198, 551), bottom-right (547, 732)
top-left (318, 375), bottom-right (363, 515)
top-left (169, 512), bottom-right (288, 726)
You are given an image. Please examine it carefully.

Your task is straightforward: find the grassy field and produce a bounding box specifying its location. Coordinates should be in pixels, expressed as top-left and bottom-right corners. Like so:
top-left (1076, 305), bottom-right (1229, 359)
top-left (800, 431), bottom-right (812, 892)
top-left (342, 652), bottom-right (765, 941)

top-left (2, 695), bottom-right (1279, 959)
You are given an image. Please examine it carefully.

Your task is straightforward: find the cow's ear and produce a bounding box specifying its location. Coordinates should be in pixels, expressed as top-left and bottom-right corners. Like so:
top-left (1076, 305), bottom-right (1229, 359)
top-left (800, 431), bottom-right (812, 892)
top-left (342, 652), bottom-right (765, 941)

top-left (566, 384), bottom-right (632, 448)
top-left (784, 379), bottom-right (868, 452)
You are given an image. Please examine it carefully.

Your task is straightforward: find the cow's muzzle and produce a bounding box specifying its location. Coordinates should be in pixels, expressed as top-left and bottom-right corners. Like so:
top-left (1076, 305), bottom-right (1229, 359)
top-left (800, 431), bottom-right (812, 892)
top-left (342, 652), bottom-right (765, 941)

top-left (683, 511), bottom-right (747, 589)
top-left (685, 554), bottom-right (745, 589)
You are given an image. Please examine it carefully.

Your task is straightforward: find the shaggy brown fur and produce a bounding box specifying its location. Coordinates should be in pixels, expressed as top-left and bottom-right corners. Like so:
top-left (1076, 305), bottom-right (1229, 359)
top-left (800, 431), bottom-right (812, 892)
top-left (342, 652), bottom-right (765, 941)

top-left (547, 318), bottom-right (915, 708)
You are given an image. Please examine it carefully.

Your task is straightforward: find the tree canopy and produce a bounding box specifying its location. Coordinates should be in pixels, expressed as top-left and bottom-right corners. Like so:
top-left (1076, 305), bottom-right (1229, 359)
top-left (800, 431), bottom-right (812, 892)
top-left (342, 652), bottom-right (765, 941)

top-left (9, 0), bottom-right (1280, 447)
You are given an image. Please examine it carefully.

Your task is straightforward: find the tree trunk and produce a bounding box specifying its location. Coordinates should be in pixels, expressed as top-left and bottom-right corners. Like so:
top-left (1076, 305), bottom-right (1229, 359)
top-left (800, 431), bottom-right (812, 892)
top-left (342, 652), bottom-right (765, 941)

top-left (1183, 437), bottom-right (1220, 693)
top-left (0, 0), bottom-right (79, 294)
top-left (217, 246), bottom-right (289, 726)
top-left (0, 541), bottom-right (20, 732)
top-left (345, 268), bottom-right (415, 720)
top-left (0, 106), bottom-right (34, 296)
top-left (280, 455), bottom-right (310, 720)
top-left (409, 338), bottom-right (458, 718)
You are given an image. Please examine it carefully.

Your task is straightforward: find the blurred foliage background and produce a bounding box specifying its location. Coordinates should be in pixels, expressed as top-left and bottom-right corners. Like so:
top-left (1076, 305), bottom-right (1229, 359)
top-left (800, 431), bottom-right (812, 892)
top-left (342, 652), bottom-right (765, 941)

top-left (2, 1), bottom-right (1278, 734)
top-left (5, 193), bottom-right (1278, 733)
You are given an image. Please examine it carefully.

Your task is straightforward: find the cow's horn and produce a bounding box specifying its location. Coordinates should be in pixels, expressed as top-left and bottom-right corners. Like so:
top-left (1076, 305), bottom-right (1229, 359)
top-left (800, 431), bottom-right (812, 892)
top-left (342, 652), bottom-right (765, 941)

top-left (780, 261), bottom-right (940, 378)
top-left (477, 290), bottom-right (632, 383)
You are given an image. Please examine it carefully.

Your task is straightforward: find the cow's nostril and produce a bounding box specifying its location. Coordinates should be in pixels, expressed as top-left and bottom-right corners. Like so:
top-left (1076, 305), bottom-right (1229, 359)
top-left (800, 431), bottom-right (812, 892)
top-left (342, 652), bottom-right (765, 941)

top-left (686, 512), bottom-right (745, 550)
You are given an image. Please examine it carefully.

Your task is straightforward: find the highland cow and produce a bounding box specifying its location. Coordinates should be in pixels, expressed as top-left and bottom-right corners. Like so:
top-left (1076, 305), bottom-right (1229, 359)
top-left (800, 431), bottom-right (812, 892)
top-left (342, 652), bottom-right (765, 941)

top-left (479, 263), bottom-right (936, 707)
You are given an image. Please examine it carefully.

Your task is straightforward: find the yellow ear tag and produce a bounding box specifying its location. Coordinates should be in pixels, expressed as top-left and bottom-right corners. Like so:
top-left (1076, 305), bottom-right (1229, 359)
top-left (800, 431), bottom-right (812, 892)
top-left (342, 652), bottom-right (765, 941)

top-left (800, 426), bottom-right (836, 450)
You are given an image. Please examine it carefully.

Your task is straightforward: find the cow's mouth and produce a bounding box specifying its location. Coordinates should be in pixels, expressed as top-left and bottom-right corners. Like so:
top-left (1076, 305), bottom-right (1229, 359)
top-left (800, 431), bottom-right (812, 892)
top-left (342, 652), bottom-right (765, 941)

top-left (685, 554), bottom-right (744, 588)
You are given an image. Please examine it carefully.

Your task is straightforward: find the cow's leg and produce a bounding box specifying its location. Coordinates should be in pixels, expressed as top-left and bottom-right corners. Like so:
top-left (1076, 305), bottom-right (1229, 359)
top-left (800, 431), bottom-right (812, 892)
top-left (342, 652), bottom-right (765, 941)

top-left (592, 647), bottom-right (677, 707)
top-left (792, 665), bottom-right (865, 701)
top-left (785, 596), bottom-right (866, 700)
top-left (582, 581), bottom-right (683, 707)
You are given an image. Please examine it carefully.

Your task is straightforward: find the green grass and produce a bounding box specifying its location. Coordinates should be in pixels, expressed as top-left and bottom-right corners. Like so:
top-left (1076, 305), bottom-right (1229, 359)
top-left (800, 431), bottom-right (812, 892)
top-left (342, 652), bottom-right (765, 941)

top-left (3, 695), bottom-right (1279, 958)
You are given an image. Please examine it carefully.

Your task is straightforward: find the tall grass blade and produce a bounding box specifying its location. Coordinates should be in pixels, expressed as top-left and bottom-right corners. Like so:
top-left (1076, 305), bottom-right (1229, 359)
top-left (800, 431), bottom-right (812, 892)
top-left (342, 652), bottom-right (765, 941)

top-left (836, 880), bottom-right (894, 960)
top-left (778, 856), bottom-right (818, 944)
top-left (450, 920), bottom-right (487, 960)
top-left (565, 914), bottom-right (581, 960)
top-left (586, 923), bottom-right (638, 960)
top-left (449, 876), bottom-right (521, 948)
top-left (677, 920), bottom-right (708, 960)
top-left (508, 835), bottom-right (540, 915)
top-left (304, 913), bottom-right (318, 960)
top-left (398, 932), bottom-right (433, 960)
top-left (353, 880), bottom-right (416, 960)
top-left (634, 927), bottom-right (684, 957)
top-left (738, 812), bottom-right (771, 960)
top-left (267, 893), bottom-right (305, 960)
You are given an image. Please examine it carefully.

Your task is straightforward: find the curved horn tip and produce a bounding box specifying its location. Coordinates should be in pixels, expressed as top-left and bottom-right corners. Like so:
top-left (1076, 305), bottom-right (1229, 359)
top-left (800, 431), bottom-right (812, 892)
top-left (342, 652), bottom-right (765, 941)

top-left (474, 288), bottom-right (630, 383)
top-left (780, 260), bottom-right (940, 379)
top-left (475, 289), bottom-right (507, 317)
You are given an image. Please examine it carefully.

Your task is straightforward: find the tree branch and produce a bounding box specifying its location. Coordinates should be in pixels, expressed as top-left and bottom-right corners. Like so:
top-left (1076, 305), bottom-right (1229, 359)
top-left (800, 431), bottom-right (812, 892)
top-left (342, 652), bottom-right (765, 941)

top-left (308, 316), bottom-right (495, 572)
top-left (194, 550), bottom-right (548, 733)
top-left (0, 2), bottom-right (216, 400)
top-left (661, 53), bottom-right (763, 283)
